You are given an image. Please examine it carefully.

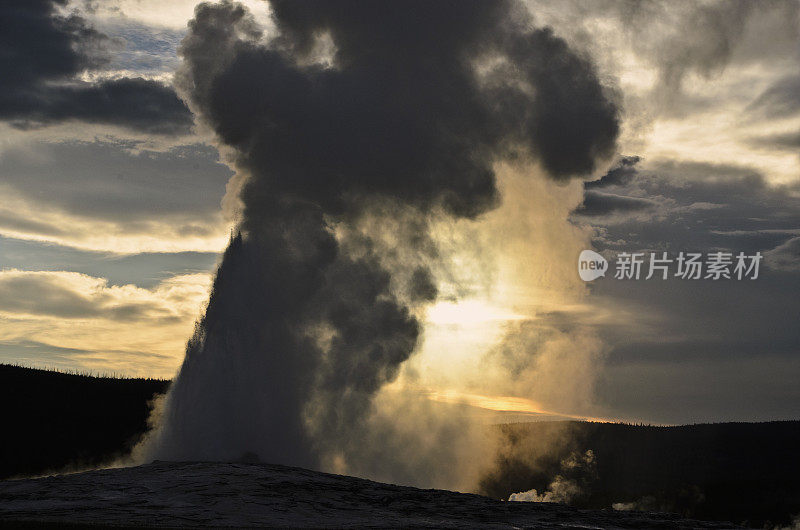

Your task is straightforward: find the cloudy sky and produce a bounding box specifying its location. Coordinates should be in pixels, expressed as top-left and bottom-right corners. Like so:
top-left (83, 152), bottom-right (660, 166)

top-left (1, 0), bottom-right (798, 426)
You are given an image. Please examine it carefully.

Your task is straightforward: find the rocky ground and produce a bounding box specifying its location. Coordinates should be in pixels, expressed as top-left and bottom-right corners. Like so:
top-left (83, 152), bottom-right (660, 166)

top-left (0, 461), bottom-right (744, 528)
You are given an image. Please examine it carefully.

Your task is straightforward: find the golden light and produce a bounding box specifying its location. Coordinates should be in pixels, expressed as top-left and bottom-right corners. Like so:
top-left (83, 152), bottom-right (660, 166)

top-left (424, 389), bottom-right (613, 423)
top-left (424, 299), bottom-right (526, 326)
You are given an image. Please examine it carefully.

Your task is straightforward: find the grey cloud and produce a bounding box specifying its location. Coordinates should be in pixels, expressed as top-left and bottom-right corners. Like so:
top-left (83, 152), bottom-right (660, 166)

top-left (0, 212), bottom-right (68, 238)
top-left (553, 0), bottom-right (800, 119)
top-left (0, 339), bottom-right (174, 371)
top-left (749, 130), bottom-right (800, 151)
top-left (652, 1), bottom-right (754, 92)
top-left (0, 236), bottom-right (219, 289)
top-left (765, 236), bottom-right (800, 271)
top-left (574, 160), bottom-right (800, 256)
top-left (0, 274), bottom-right (157, 321)
top-left (0, 340), bottom-right (97, 366)
top-left (0, 140), bottom-right (232, 223)
top-left (617, 1), bottom-right (799, 91)
top-left (597, 354), bottom-right (800, 424)
top-left (0, 0), bottom-right (192, 133)
top-left (6, 78), bottom-right (193, 135)
top-left (747, 75), bottom-right (800, 119)
top-left (521, 0), bottom-right (799, 125)
top-left (574, 191), bottom-right (657, 218)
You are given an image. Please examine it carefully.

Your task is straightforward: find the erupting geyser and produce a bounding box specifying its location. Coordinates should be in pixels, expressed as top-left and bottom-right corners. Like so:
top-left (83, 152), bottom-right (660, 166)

top-left (139, 0), bottom-right (619, 482)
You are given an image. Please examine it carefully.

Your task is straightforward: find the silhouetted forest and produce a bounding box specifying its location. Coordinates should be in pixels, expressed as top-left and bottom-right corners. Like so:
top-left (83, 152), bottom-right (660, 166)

top-left (2, 365), bottom-right (799, 527)
top-left (480, 420), bottom-right (800, 528)
top-left (0, 364), bottom-right (169, 479)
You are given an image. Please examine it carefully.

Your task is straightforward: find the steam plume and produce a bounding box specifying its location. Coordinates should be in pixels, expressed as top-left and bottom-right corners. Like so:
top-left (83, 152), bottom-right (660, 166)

top-left (141, 0), bottom-right (619, 483)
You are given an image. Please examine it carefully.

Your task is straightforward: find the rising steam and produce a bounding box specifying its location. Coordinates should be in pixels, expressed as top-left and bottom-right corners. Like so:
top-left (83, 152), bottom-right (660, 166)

top-left (138, 0), bottom-right (619, 489)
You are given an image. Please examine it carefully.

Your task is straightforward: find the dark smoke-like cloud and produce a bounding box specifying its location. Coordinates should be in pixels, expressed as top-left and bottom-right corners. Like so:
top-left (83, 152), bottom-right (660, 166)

top-left (148, 0), bottom-right (619, 475)
top-left (585, 156), bottom-right (641, 189)
top-left (0, 0), bottom-right (192, 134)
